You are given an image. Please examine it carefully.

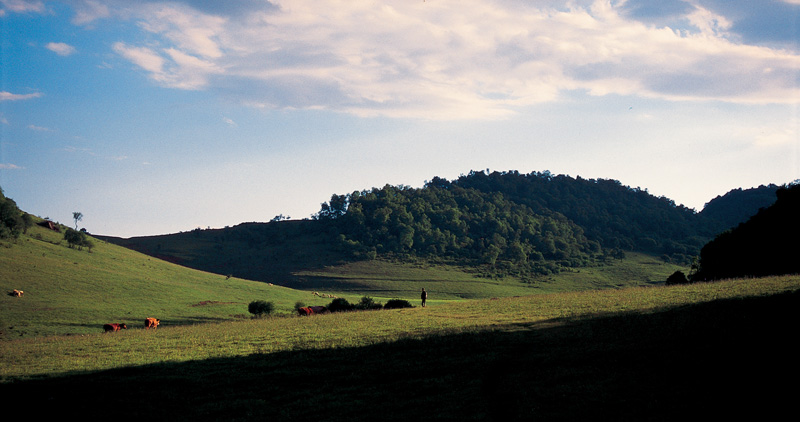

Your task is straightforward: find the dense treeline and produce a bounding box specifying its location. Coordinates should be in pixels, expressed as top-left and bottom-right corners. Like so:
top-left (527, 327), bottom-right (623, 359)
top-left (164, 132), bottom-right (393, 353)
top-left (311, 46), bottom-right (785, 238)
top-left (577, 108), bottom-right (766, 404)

top-left (698, 184), bottom-right (781, 234)
top-left (691, 184), bottom-right (800, 281)
top-left (317, 182), bottom-right (603, 277)
top-left (317, 170), bottom-right (771, 277)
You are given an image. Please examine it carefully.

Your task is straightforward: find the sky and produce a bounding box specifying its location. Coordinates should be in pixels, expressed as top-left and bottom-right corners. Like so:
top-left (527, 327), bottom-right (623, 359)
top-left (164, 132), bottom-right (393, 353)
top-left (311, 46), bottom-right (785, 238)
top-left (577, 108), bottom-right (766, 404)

top-left (1, 0), bottom-right (798, 238)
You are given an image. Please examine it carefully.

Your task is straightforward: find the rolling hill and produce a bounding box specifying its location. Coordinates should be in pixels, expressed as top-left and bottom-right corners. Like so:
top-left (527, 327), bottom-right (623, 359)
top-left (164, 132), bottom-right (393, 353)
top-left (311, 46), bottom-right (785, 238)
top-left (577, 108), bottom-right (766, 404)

top-left (2, 213), bottom-right (688, 339)
top-left (0, 220), bottom-right (330, 339)
top-left (3, 187), bottom-right (799, 420)
top-left (100, 171), bottom-right (781, 288)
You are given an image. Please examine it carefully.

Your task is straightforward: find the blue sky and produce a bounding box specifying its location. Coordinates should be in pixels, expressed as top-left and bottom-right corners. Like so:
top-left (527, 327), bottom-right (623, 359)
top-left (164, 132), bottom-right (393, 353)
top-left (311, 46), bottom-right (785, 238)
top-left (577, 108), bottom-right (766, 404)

top-left (1, 0), bottom-right (798, 238)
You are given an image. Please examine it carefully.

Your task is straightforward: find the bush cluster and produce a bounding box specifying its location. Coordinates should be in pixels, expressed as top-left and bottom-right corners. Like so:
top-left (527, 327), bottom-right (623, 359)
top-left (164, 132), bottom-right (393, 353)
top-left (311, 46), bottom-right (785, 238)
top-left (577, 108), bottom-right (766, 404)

top-left (248, 300), bottom-right (274, 317)
top-left (325, 296), bottom-right (413, 312)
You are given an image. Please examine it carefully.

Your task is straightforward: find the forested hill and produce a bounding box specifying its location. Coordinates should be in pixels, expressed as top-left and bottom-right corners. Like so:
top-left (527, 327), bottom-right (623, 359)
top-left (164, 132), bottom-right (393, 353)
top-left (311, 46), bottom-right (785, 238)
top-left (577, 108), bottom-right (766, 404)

top-left (101, 171), bottom-right (781, 282)
top-left (692, 183), bottom-right (800, 281)
top-left (317, 171), bottom-right (778, 266)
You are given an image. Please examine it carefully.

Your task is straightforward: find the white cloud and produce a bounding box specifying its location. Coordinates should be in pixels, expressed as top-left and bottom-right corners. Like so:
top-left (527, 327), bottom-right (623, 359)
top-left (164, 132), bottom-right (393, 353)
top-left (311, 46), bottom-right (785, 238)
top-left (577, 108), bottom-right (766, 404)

top-left (0, 0), bottom-right (44, 13)
top-left (45, 42), bottom-right (77, 56)
top-left (70, 0), bottom-right (110, 25)
top-left (0, 163), bottom-right (25, 170)
top-left (99, 0), bottom-right (800, 118)
top-left (0, 91), bottom-right (42, 101)
top-left (113, 42), bottom-right (166, 76)
top-left (27, 124), bottom-right (52, 131)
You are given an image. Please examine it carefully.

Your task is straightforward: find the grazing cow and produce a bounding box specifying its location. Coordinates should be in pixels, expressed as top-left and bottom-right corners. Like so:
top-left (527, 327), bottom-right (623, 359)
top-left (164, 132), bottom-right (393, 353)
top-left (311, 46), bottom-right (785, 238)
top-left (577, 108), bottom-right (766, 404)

top-left (309, 306), bottom-right (329, 314)
top-left (103, 323), bottom-right (127, 332)
top-left (297, 306), bottom-right (329, 316)
top-left (144, 317), bottom-right (160, 330)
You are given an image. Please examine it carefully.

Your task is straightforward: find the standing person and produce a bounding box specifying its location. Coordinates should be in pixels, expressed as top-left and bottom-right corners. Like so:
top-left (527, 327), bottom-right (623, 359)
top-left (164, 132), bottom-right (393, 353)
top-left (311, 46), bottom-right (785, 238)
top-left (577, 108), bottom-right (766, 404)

top-left (421, 288), bottom-right (427, 307)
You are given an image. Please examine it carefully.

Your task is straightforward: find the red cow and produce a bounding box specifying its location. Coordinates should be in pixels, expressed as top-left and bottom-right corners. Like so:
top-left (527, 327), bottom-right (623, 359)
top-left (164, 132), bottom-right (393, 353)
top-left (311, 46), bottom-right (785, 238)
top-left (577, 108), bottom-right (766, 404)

top-left (103, 323), bottom-right (127, 332)
top-left (298, 306), bottom-right (329, 316)
top-left (144, 317), bottom-right (160, 330)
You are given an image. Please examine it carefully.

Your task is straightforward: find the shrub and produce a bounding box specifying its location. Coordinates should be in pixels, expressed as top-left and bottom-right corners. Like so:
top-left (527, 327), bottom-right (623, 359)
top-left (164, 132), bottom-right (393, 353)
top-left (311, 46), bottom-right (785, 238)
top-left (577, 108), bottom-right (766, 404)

top-left (248, 300), bottom-right (274, 317)
top-left (666, 271), bottom-right (690, 286)
top-left (384, 299), bottom-right (413, 310)
top-left (327, 297), bottom-right (354, 312)
top-left (63, 228), bottom-right (94, 251)
top-left (294, 301), bottom-right (306, 312)
top-left (354, 296), bottom-right (383, 311)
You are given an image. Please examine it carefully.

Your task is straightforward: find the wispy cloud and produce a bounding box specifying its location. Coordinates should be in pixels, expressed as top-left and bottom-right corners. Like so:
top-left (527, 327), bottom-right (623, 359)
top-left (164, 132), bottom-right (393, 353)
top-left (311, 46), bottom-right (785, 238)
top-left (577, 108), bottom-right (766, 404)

top-left (0, 0), bottom-right (44, 14)
top-left (46, 42), bottom-right (77, 56)
top-left (0, 91), bottom-right (43, 101)
top-left (75, 1), bottom-right (800, 118)
top-left (27, 124), bottom-right (52, 131)
top-left (0, 163), bottom-right (25, 170)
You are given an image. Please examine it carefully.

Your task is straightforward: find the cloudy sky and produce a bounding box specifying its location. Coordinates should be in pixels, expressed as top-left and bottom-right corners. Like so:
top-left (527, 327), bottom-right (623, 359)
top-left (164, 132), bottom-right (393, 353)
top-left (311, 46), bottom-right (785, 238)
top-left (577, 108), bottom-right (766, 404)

top-left (1, 0), bottom-right (798, 238)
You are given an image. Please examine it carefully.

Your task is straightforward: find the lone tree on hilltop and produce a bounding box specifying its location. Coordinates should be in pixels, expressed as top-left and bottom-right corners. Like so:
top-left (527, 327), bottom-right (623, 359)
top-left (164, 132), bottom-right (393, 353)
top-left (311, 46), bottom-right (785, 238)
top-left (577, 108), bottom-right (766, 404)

top-left (72, 211), bottom-right (83, 230)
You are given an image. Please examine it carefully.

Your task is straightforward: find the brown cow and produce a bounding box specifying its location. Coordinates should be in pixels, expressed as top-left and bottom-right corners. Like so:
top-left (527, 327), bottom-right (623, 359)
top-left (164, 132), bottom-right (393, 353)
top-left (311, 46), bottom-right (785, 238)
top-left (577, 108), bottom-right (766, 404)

top-left (309, 305), bottom-right (328, 314)
top-left (144, 317), bottom-right (160, 330)
top-left (8, 289), bottom-right (24, 297)
top-left (297, 306), bottom-right (329, 316)
top-left (103, 323), bottom-right (127, 332)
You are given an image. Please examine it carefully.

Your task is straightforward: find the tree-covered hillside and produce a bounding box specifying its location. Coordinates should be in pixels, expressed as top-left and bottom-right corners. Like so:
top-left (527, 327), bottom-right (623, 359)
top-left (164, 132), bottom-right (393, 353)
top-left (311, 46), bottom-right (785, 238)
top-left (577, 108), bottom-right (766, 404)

top-left (317, 181), bottom-right (603, 277)
top-left (448, 171), bottom-right (707, 261)
top-left (692, 183), bottom-right (800, 281)
top-left (317, 170), bottom-right (780, 270)
top-left (698, 184), bottom-right (781, 234)
top-left (100, 171), bottom-right (784, 284)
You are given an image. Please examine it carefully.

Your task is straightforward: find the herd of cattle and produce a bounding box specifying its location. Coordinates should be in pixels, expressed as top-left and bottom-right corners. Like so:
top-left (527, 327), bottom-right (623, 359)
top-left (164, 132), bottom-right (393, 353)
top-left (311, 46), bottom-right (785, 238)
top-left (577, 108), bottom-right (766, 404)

top-left (103, 317), bottom-right (160, 333)
top-left (102, 306), bottom-right (330, 333)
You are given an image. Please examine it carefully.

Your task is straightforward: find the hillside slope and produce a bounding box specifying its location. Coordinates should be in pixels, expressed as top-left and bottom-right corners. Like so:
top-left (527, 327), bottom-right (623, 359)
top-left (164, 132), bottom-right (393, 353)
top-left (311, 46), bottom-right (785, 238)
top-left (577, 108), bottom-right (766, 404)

top-left (0, 221), bottom-right (327, 339)
top-left (102, 171), bottom-right (776, 288)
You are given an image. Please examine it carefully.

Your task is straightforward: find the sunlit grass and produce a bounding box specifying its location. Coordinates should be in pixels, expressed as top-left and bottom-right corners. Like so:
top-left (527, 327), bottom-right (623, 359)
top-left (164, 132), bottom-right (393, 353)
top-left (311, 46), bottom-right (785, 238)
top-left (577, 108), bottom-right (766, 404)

top-left (3, 274), bottom-right (798, 381)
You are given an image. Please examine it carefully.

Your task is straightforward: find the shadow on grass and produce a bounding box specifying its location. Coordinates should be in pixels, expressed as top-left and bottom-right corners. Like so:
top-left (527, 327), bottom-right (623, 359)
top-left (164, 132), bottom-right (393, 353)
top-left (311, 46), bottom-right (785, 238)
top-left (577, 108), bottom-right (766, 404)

top-left (2, 291), bottom-right (798, 421)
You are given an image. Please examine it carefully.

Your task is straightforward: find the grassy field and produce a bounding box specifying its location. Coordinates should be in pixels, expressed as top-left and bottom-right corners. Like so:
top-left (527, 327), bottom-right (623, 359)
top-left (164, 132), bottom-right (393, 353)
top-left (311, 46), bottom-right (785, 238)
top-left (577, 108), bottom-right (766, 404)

top-left (0, 223), bottom-right (334, 338)
top-left (2, 275), bottom-right (798, 420)
top-left (3, 222), bottom-right (796, 420)
top-left (1, 222), bottom-right (684, 339)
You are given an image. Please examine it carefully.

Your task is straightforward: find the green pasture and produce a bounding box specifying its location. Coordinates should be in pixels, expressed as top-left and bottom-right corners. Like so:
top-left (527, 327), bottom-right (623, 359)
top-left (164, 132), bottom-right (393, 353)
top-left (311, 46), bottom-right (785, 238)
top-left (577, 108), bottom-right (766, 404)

top-left (2, 223), bottom-right (685, 339)
top-left (3, 274), bottom-right (799, 381)
top-left (2, 224), bottom-right (797, 420)
top-left (0, 224), bottom-right (331, 338)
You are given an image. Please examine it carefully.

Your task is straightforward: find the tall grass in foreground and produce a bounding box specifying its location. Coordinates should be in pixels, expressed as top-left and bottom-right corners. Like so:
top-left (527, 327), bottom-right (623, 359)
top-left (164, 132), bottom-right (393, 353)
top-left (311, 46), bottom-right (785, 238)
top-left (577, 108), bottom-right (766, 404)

top-left (3, 274), bottom-right (798, 381)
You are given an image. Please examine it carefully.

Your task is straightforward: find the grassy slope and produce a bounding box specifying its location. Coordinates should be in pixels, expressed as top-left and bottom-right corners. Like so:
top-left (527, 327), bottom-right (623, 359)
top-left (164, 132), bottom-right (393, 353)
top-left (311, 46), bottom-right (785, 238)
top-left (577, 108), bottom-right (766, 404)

top-left (2, 222), bottom-right (685, 339)
top-left (103, 220), bottom-right (689, 296)
top-left (3, 223), bottom-right (798, 420)
top-left (292, 251), bottom-right (681, 299)
top-left (0, 223), bottom-right (333, 339)
top-left (1, 275), bottom-right (798, 420)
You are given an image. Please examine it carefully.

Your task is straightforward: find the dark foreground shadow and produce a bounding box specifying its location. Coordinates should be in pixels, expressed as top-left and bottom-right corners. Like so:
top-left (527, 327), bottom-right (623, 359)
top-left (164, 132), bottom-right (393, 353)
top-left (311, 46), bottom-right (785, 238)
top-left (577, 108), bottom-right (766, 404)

top-left (2, 291), bottom-right (798, 421)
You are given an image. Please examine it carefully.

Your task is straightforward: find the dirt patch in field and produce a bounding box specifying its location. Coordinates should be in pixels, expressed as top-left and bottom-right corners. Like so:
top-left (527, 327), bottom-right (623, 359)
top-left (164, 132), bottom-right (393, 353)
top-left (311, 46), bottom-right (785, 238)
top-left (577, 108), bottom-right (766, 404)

top-left (190, 301), bottom-right (238, 307)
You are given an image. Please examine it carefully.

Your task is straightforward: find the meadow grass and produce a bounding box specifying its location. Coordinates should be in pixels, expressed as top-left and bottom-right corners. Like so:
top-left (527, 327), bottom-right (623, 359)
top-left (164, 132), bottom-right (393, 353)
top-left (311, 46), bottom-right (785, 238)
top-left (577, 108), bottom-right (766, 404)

top-left (1, 223), bottom-right (683, 339)
top-left (3, 273), bottom-right (798, 381)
